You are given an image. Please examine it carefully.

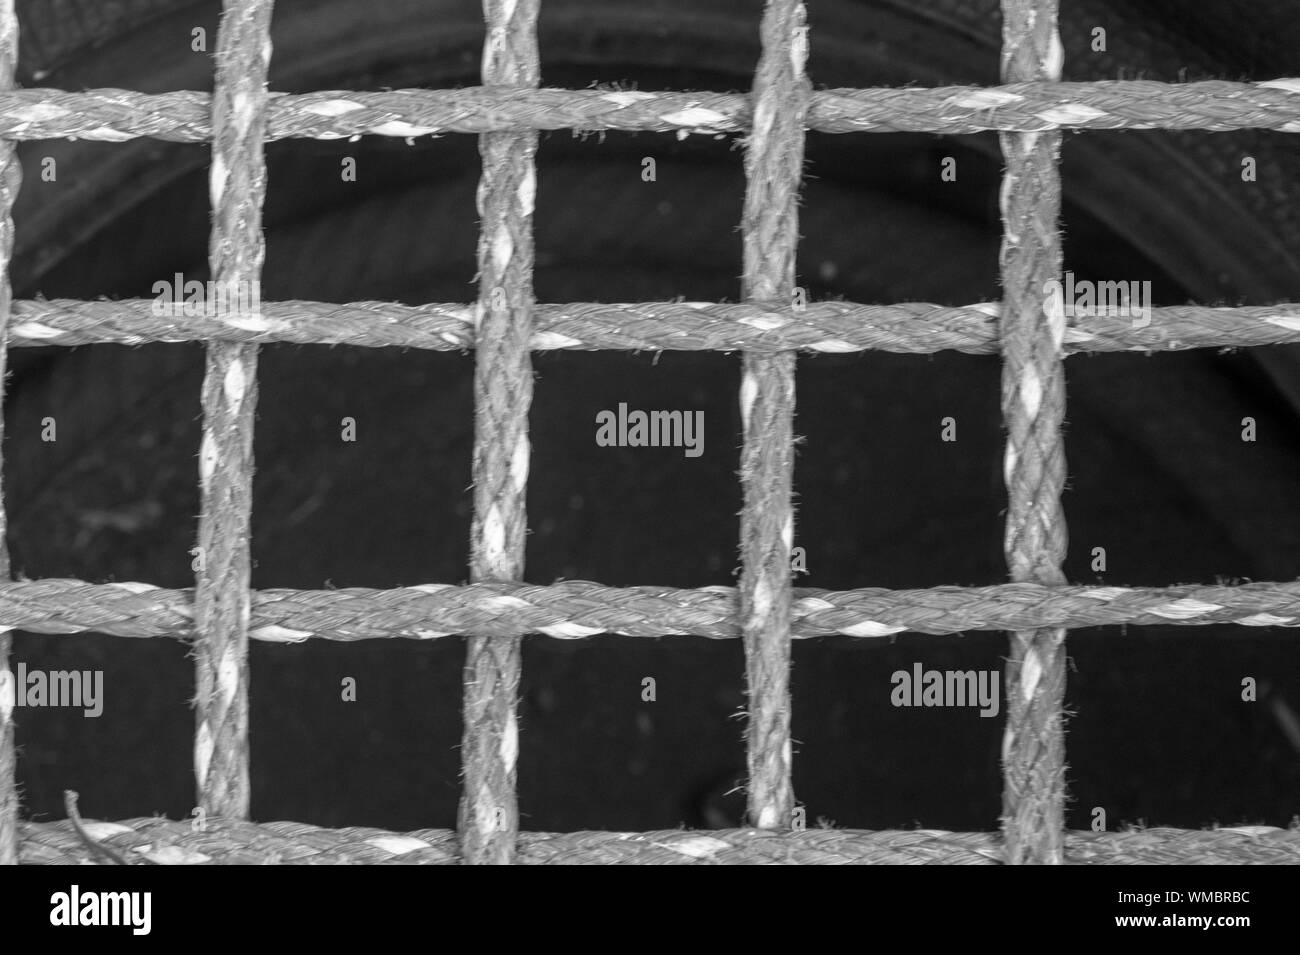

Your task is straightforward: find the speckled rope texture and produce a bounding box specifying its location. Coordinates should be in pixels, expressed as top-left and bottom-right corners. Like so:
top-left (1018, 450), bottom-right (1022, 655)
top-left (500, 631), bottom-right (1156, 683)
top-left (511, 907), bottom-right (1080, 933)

top-left (738, 0), bottom-right (808, 833)
top-left (8, 298), bottom-right (1300, 352)
top-left (2, 81), bottom-right (1300, 140)
top-left (193, 0), bottom-right (271, 824)
top-left (459, 0), bottom-right (539, 867)
top-left (998, 0), bottom-right (1069, 866)
top-left (0, 0), bottom-right (18, 869)
top-left (5, 578), bottom-right (1300, 640)
top-left (17, 818), bottom-right (1300, 865)
top-left (3, 2), bottom-right (1300, 867)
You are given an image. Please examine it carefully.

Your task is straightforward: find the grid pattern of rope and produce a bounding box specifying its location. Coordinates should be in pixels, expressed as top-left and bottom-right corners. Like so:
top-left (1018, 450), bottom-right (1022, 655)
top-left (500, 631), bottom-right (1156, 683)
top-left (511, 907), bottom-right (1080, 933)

top-left (998, 0), bottom-right (1069, 866)
top-left (3, 1), bottom-right (1298, 867)
top-left (192, 0), bottom-right (270, 823)
top-left (18, 818), bottom-right (1300, 865)
top-left (1, 81), bottom-right (1299, 140)
top-left (0, 0), bottom-right (17, 869)
top-left (737, 0), bottom-right (807, 833)
top-left (458, 0), bottom-right (540, 867)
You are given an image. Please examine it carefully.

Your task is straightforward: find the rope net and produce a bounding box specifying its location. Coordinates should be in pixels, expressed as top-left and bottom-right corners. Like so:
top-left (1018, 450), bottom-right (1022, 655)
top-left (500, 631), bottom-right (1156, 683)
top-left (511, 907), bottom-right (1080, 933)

top-left (2, 0), bottom-right (1299, 865)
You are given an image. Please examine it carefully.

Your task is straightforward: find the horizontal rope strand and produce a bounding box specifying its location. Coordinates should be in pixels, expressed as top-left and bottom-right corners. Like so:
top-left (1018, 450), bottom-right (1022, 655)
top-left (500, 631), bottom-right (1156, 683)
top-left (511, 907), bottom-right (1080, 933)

top-left (10, 298), bottom-right (1300, 352)
top-left (1, 80), bottom-right (1300, 139)
top-left (3, 579), bottom-right (1299, 640)
top-left (17, 818), bottom-right (1300, 865)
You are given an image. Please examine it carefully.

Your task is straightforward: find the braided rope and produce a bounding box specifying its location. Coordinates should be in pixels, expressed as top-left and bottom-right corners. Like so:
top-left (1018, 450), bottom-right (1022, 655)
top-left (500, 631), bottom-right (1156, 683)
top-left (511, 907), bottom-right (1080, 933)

top-left (999, 0), bottom-right (1068, 865)
top-left (194, 0), bottom-right (272, 821)
top-left (18, 818), bottom-right (1300, 865)
top-left (459, 0), bottom-right (540, 866)
top-left (0, 0), bottom-right (17, 869)
top-left (738, 0), bottom-right (809, 832)
top-left (1, 81), bottom-right (1300, 140)
top-left (11, 298), bottom-right (1300, 353)
top-left (2, 578), bottom-right (1300, 641)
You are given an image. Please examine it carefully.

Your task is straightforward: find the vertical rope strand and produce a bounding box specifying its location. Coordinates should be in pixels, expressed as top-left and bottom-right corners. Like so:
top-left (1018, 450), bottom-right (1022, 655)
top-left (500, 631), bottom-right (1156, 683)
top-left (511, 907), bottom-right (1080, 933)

top-left (195, 0), bottom-right (272, 819)
top-left (998, 0), bottom-right (1068, 864)
top-left (0, 0), bottom-right (19, 868)
top-left (459, 0), bottom-right (539, 865)
top-left (739, 0), bottom-right (809, 830)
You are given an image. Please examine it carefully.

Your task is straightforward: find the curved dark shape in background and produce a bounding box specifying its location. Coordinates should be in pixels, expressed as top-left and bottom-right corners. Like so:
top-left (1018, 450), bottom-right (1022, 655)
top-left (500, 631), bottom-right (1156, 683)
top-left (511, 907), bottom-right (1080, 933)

top-left (9, 0), bottom-right (1300, 833)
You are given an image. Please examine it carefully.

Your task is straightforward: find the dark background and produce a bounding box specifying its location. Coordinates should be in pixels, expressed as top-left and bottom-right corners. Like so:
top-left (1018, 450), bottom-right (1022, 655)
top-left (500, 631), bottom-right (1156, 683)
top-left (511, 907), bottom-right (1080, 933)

top-left (9, 0), bottom-right (1300, 835)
